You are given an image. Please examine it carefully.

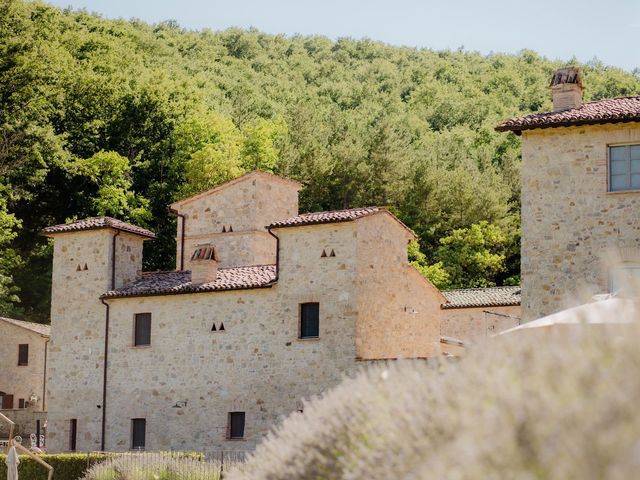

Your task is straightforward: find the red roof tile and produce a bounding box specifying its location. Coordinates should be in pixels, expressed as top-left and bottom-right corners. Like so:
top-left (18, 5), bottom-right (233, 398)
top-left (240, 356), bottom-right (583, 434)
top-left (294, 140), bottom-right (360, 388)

top-left (268, 207), bottom-right (380, 229)
top-left (102, 264), bottom-right (276, 298)
top-left (41, 217), bottom-right (156, 239)
top-left (496, 96), bottom-right (640, 133)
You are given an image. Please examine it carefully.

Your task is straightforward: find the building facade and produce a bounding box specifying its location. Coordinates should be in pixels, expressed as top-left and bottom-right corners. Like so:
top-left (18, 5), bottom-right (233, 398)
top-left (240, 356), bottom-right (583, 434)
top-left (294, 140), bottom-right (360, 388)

top-left (497, 68), bottom-right (640, 321)
top-left (0, 317), bottom-right (49, 443)
top-left (43, 171), bottom-right (448, 453)
top-left (440, 286), bottom-right (521, 344)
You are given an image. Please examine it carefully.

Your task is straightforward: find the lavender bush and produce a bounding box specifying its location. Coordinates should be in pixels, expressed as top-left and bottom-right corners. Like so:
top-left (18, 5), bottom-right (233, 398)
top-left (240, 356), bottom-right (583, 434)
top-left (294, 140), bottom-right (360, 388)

top-left (230, 316), bottom-right (640, 479)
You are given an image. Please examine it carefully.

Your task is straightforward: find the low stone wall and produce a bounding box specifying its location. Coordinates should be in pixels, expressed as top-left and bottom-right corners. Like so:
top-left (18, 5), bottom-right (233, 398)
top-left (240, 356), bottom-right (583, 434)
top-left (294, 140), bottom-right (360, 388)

top-left (0, 409), bottom-right (47, 439)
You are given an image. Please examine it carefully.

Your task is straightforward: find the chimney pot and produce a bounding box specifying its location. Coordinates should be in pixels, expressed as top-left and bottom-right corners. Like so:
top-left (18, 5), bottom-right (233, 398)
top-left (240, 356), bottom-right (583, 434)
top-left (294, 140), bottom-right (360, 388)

top-left (188, 244), bottom-right (218, 284)
top-left (550, 67), bottom-right (583, 111)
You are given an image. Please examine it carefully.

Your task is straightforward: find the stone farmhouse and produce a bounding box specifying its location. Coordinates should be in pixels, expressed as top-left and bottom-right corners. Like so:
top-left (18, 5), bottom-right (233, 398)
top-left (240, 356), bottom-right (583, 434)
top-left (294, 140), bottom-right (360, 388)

top-left (40, 171), bottom-right (519, 454)
top-left (0, 317), bottom-right (49, 443)
top-left (497, 67), bottom-right (640, 320)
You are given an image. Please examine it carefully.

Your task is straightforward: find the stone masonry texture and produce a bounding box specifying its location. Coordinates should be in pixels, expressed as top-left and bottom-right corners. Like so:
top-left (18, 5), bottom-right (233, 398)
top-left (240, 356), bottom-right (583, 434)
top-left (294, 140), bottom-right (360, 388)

top-left (521, 122), bottom-right (640, 320)
top-left (44, 172), bottom-right (448, 454)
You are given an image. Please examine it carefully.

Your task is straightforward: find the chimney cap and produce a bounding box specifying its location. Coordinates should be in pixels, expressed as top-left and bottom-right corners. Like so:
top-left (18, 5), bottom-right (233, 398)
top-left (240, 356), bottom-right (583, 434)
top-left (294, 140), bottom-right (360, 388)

top-left (550, 66), bottom-right (583, 89)
top-left (190, 244), bottom-right (217, 262)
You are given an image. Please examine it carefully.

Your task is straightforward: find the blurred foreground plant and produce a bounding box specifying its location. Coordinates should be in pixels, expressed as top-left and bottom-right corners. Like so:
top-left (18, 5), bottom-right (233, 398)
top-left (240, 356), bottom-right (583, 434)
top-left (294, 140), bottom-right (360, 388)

top-left (230, 311), bottom-right (640, 480)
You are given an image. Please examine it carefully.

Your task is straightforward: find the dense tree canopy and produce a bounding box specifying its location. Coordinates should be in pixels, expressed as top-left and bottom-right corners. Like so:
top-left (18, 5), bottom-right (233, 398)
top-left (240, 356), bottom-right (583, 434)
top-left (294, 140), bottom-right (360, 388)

top-left (1, 0), bottom-right (639, 322)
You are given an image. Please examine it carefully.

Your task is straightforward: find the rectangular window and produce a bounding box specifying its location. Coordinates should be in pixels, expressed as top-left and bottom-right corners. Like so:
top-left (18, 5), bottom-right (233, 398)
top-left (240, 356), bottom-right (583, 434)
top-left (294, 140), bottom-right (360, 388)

top-left (228, 412), bottom-right (245, 439)
top-left (609, 145), bottom-right (640, 192)
top-left (134, 313), bottom-right (152, 346)
top-left (18, 399), bottom-right (25, 409)
top-left (18, 344), bottom-right (29, 366)
top-left (300, 303), bottom-right (320, 338)
top-left (69, 419), bottom-right (77, 451)
top-left (610, 264), bottom-right (640, 295)
top-left (131, 418), bottom-right (146, 449)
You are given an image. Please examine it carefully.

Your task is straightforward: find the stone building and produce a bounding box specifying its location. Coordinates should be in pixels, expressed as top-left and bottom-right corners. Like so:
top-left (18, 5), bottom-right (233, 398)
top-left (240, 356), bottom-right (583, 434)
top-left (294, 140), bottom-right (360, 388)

top-left (440, 286), bottom-right (521, 344)
top-left (497, 67), bottom-right (640, 320)
top-left (0, 317), bottom-right (49, 442)
top-left (42, 171), bottom-right (449, 454)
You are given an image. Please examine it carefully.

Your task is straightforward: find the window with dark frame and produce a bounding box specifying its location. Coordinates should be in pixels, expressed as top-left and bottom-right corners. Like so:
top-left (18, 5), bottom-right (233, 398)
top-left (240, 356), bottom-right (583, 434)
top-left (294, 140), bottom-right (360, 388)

top-left (134, 313), bottom-right (152, 346)
top-left (18, 344), bottom-right (29, 366)
top-left (300, 303), bottom-right (319, 338)
top-left (18, 399), bottom-right (25, 409)
top-left (69, 419), bottom-right (77, 451)
top-left (131, 418), bottom-right (146, 449)
top-left (610, 145), bottom-right (640, 192)
top-left (228, 412), bottom-right (245, 439)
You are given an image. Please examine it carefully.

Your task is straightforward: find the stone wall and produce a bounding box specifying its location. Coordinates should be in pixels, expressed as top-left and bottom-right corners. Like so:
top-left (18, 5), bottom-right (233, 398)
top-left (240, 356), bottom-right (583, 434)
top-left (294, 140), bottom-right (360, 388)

top-left (0, 321), bottom-right (48, 412)
top-left (173, 172), bottom-right (300, 269)
top-left (440, 305), bottom-right (522, 344)
top-left (0, 410), bottom-right (47, 440)
top-left (101, 222), bottom-right (360, 453)
top-left (355, 212), bottom-right (443, 359)
top-left (46, 228), bottom-right (147, 453)
top-left (521, 122), bottom-right (640, 320)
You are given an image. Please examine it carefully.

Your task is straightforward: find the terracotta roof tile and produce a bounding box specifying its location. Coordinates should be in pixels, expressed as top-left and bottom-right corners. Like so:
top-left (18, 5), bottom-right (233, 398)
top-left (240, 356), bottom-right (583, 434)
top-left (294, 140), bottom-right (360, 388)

top-left (496, 96), bottom-right (640, 133)
top-left (102, 265), bottom-right (276, 298)
top-left (0, 317), bottom-right (50, 336)
top-left (41, 217), bottom-right (156, 239)
top-left (268, 207), bottom-right (380, 229)
top-left (441, 286), bottom-right (521, 309)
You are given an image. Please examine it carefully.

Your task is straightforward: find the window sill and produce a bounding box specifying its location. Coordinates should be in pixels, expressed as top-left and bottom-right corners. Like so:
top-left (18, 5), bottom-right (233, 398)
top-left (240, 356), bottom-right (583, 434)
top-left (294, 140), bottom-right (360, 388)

top-left (607, 189), bottom-right (640, 195)
top-left (17, 364), bottom-right (28, 367)
top-left (298, 337), bottom-right (320, 341)
top-left (131, 345), bottom-right (152, 349)
top-left (226, 437), bottom-right (246, 441)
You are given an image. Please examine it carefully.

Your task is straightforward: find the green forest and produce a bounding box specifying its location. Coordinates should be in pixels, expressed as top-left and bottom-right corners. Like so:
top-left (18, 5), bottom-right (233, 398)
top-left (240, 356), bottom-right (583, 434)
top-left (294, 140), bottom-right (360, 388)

top-left (1, 0), bottom-right (639, 323)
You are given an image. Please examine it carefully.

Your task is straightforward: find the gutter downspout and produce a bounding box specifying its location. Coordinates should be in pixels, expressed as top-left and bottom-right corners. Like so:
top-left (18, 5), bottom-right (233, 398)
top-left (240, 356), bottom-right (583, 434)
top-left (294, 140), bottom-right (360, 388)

top-left (42, 338), bottom-right (48, 412)
top-left (101, 229), bottom-right (119, 451)
top-left (267, 228), bottom-right (280, 283)
top-left (168, 207), bottom-right (186, 271)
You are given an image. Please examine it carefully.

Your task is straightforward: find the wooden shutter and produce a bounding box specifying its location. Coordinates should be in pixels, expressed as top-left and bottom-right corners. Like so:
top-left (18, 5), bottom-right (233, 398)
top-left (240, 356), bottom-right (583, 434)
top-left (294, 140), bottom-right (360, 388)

top-left (300, 303), bottom-right (320, 338)
top-left (134, 313), bottom-right (152, 346)
top-left (131, 418), bottom-right (146, 449)
top-left (18, 344), bottom-right (29, 366)
top-left (3, 394), bottom-right (13, 409)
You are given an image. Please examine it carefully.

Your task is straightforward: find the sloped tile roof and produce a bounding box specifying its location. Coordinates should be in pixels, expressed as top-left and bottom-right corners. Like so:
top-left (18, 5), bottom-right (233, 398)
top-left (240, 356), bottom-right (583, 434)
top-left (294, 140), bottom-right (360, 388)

top-left (496, 96), bottom-right (640, 133)
top-left (441, 286), bottom-right (521, 309)
top-left (0, 317), bottom-right (50, 336)
top-left (41, 217), bottom-right (156, 239)
top-left (102, 265), bottom-right (276, 298)
top-left (268, 207), bottom-right (380, 229)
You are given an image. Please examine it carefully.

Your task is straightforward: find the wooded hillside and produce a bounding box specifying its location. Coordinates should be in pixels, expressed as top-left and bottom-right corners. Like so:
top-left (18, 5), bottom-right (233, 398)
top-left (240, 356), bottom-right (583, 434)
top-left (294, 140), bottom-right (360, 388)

top-left (2, 0), bottom-right (639, 322)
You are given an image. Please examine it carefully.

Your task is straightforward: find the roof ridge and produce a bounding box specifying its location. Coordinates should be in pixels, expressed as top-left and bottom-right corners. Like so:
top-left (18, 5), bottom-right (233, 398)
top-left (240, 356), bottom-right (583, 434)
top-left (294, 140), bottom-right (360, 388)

top-left (442, 285), bottom-right (520, 293)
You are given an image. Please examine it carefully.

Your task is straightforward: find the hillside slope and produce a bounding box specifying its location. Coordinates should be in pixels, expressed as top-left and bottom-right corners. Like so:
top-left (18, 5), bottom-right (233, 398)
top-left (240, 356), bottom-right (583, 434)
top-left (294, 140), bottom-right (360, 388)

top-left (1, 0), bottom-right (639, 321)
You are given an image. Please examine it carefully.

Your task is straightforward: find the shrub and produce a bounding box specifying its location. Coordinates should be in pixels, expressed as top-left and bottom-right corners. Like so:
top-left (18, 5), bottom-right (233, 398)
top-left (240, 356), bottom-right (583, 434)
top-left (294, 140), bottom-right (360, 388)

top-left (229, 306), bottom-right (640, 479)
top-left (81, 453), bottom-right (222, 480)
top-left (0, 453), bottom-right (111, 480)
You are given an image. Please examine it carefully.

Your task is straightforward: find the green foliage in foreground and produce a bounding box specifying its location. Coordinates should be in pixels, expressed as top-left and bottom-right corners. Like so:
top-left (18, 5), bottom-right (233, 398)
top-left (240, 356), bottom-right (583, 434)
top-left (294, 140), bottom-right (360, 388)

top-left (81, 453), bottom-right (221, 480)
top-left (230, 307), bottom-right (640, 479)
top-left (0, 453), bottom-right (111, 480)
top-left (1, 0), bottom-right (639, 320)
top-left (0, 451), bottom-right (206, 480)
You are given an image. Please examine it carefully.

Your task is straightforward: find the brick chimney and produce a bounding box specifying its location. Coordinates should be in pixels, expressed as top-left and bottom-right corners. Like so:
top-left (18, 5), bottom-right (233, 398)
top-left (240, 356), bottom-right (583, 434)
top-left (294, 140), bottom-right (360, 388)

top-left (550, 67), bottom-right (583, 111)
top-left (188, 244), bottom-right (218, 284)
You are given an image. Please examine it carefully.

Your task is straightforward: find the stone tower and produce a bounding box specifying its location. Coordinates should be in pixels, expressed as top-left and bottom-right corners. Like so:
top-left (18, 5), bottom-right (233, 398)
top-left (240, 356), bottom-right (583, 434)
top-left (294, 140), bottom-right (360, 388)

top-left (42, 218), bottom-right (154, 452)
top-left (170, 171), bottom-right (301, 270)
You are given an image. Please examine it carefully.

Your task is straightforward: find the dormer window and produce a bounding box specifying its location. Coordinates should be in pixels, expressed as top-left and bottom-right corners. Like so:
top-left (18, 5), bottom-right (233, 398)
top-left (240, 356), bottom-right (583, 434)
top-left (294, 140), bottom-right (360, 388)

top-left (609, 145), bottom-right (640, 192)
